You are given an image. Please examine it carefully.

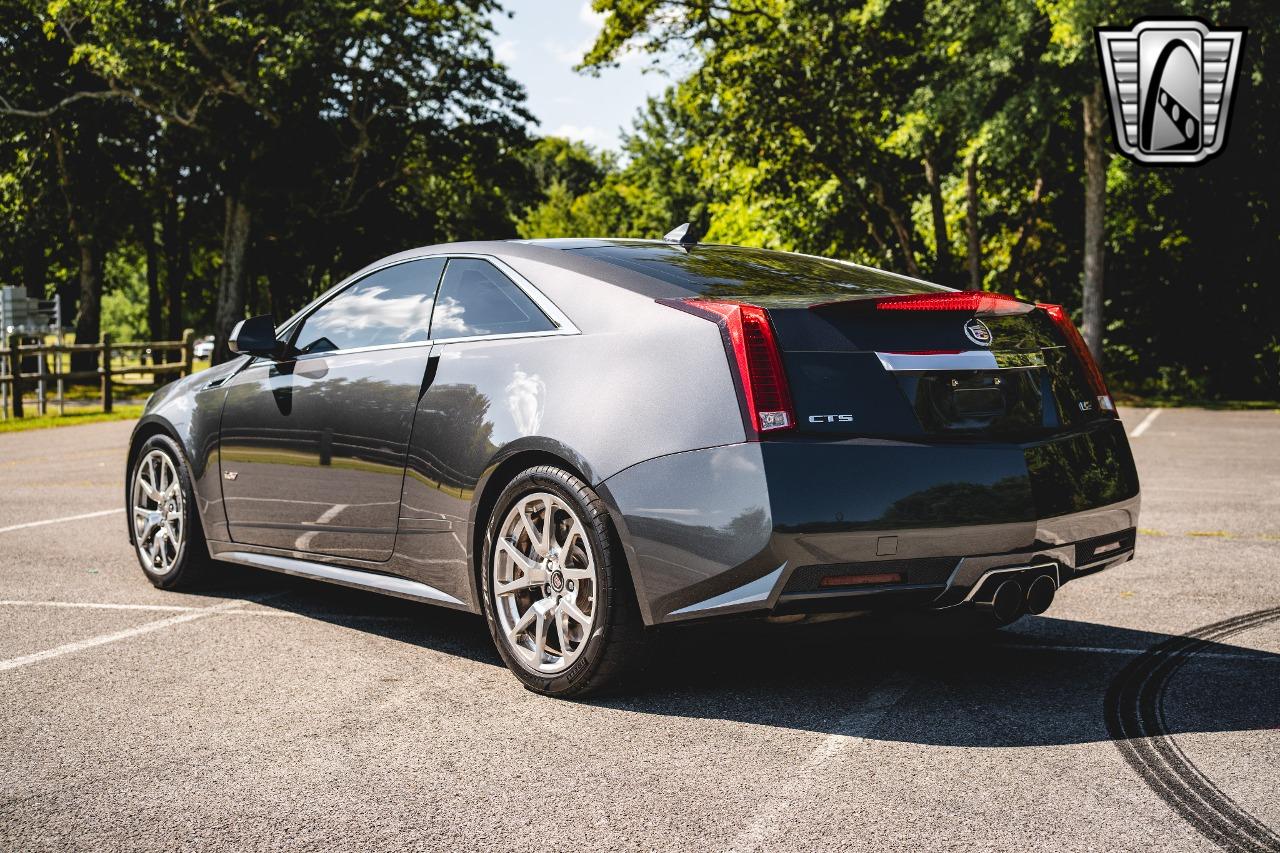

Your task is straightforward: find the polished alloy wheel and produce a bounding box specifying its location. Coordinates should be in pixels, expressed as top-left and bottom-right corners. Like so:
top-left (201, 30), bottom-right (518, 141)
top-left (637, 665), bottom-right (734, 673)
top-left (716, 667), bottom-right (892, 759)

top-left (132, 449), bottom-right (184, 575)
top-left (493, 491), bottom-right (598, 674)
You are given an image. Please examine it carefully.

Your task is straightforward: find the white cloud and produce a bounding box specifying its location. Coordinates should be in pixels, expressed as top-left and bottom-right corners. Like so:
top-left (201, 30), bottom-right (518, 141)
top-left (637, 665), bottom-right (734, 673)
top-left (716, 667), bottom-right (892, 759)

top-left (614, 39), bottom-right (645, 65)
top-left (494, 39), bottom-right (519, 64)
top-left (551, 124), bottom-right (609, 147)
top-left (545, 36), bottom-right (594, 65)
top-left (579, 0), bottom-right (605, 28)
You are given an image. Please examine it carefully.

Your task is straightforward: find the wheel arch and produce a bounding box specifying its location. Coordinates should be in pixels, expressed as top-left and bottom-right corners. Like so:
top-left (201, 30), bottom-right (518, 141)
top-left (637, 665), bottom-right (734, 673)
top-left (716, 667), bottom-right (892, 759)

top-left (125, 416), bottom-right (184, 544)
top-left (465, 440), bottom-right (598, 610)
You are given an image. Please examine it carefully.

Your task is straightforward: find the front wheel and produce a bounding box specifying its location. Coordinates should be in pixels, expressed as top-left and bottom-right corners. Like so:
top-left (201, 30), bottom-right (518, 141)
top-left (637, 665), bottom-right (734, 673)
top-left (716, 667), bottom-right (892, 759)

top-left (129, 434), bottom-right (208, 590)
top-left (480, 466), bottom-right (645, 698)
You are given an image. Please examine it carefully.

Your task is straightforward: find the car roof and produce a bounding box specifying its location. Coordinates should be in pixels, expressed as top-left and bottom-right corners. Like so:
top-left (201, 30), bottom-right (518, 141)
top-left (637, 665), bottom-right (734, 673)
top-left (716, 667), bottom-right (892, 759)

top-left (358, 238), bottom-right (947, 304)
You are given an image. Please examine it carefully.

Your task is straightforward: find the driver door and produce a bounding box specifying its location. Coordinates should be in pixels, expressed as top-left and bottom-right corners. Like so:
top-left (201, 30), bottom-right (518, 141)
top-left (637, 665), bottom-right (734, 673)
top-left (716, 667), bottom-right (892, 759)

top-left (218, 257), bottom-right (445, 562)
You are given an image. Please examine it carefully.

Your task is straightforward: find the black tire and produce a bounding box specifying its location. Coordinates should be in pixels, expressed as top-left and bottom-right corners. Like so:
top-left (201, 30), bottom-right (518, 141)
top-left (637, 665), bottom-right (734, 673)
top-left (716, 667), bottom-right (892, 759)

top-left (480, 465), bottom-right (646, 698)
top-left (128, 434), bottom-right (209, 590)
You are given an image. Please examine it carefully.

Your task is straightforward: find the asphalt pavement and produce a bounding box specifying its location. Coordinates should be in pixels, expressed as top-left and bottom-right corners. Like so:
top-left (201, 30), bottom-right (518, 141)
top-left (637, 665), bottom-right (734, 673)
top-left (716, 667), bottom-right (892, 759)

top-left (1, 406), bottom-right (1277, 852)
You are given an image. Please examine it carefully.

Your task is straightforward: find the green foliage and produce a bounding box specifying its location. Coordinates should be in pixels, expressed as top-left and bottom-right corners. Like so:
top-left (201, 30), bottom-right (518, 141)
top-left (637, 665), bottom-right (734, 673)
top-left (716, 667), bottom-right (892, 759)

top-left (518, 92), bottom-right (706, 240)
top-left (1, 0), bottom-right (533, 350)
top-left (575, 0), bottom-right (1279, 398)
top-left (1, 0), bottom-right (1275, 398)
top-left (100, 246), bottom-right (148, 342)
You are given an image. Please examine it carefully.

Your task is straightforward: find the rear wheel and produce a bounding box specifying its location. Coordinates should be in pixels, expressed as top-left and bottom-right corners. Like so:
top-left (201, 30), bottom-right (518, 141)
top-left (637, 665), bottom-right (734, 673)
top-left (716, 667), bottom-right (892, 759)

top-left (129, 434), bottom-right (207, 590)
top-left (480, 466), bottom-right (645, 698)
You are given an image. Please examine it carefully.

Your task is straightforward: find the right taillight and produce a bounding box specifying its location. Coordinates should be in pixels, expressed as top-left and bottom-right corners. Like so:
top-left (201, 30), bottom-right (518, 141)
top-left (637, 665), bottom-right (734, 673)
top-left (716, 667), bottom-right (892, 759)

top-left (659, 297), bottom-right (795, 437)
top-left (1038, 303), bottom-right (1115, 414)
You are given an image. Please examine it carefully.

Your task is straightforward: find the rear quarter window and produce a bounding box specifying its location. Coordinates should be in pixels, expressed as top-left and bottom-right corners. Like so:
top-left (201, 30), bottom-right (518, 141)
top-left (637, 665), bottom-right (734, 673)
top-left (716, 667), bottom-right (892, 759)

top-left (430, 259), bottom-right (557, 340)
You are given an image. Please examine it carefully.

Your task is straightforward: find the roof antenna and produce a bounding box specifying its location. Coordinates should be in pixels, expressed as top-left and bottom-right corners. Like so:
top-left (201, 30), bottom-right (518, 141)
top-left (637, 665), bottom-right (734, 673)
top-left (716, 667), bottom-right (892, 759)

top-left (662, 222), bottom-right (700, 247)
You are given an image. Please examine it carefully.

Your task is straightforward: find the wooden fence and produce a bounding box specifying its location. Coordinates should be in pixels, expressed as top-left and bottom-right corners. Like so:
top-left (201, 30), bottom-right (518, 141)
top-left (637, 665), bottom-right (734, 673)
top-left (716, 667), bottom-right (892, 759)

top-left (0, 329), bottom-right (196, 419)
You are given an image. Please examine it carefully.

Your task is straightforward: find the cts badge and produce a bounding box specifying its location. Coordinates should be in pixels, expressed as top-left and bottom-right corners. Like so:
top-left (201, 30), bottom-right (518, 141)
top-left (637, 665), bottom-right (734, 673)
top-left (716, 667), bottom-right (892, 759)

top-left (809, 414), bottom-right (854, 424)
top-left (963, 318), bottom-right (993, 347)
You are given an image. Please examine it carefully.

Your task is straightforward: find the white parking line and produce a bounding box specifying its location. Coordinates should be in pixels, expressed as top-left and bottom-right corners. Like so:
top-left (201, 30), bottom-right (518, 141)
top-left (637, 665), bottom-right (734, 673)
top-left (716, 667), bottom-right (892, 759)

top-left (728, 673), bottom-right (916, 852)
top-left (2, 600), bottom-right (1266, 661)
top-left (0, 599), bottom-right (245, 673)
top-left (1129, 408), bottom-right (1163, 438)
top-left (0, 598), bottom-right (413, 622)
top-left (0, 507), bottom-right (123, 534)
top-left (0, 599), bottom-right (203, 613)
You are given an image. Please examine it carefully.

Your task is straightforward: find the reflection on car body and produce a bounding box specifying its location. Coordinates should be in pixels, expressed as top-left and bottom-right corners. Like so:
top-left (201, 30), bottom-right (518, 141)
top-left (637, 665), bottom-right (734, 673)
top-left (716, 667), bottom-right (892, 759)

top-left (125, 236), bottom-right (1140, 696)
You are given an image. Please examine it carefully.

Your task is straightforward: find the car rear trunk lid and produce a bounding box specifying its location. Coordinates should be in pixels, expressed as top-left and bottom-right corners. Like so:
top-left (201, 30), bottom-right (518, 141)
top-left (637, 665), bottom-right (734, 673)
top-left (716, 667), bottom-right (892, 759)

top-left (767, 294), bottom-right (1114, 439)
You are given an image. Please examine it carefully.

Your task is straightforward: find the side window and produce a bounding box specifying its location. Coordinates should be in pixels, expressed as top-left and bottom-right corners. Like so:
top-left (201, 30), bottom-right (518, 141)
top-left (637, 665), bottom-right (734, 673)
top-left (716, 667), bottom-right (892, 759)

top-left (430, 259), bottom-right (556, 341)
top-left (293, 258), bottom-right (446, 355)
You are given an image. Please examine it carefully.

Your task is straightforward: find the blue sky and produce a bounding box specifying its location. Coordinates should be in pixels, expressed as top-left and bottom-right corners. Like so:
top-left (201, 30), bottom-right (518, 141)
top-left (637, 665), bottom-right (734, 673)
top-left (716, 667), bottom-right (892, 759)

top-left (490, 1), bottom-right (671, 152)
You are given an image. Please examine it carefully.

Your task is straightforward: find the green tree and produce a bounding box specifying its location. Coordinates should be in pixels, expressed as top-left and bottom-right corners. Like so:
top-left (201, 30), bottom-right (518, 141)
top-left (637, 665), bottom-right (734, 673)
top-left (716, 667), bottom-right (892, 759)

top-left (32, 0), bottom-right (530, 361)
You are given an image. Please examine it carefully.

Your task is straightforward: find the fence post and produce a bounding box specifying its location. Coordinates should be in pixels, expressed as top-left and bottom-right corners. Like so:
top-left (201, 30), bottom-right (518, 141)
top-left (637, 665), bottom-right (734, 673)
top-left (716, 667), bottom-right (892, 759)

top-left (36, 345), bottom-right (48, 416)
top-left (181, 328), bottom-right (195, 377)
top-left (100, 334), bottom-right (113, 414)
top-left (8, 334), bottom-right (22, 418)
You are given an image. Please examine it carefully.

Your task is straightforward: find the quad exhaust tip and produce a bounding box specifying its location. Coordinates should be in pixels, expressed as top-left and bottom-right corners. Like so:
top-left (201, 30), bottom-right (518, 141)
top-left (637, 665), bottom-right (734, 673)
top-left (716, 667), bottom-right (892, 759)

top-left (989, 579), bottom-right (1024, 624)
top-left (1024, 574), bottom-right (1057, 616)
top-left (973, 568), bottom-right (1059, 624)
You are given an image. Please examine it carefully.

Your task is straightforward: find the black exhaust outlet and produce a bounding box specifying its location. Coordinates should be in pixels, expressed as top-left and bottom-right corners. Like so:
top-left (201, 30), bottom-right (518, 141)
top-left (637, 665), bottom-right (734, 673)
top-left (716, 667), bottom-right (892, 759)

top-left (988, 579), bottom-right (1024, 624)
top-left (1025, 574), bottom-right (1057, 615)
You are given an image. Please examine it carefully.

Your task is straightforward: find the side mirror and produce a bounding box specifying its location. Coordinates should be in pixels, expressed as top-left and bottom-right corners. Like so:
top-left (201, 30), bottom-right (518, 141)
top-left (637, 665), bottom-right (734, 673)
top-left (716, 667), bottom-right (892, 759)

top-left (228, 314), bottom-right (284, 358)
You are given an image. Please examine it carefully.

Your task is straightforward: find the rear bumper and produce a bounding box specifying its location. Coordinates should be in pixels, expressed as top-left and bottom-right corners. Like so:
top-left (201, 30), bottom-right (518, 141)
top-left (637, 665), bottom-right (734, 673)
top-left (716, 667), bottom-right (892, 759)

top-left (599, 419), bottom-right (1140, 625)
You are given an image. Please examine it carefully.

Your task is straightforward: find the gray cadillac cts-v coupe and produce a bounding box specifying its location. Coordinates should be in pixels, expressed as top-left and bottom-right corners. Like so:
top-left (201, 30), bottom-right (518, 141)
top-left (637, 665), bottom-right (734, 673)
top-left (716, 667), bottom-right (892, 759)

top-left (127, 231), bottom-right (1140, 696)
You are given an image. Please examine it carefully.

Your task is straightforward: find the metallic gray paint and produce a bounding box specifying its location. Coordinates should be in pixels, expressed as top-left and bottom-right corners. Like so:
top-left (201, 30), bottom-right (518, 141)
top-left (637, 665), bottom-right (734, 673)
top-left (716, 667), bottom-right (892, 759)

top-left (129, 238), bottom-right (1141, 630)
top-left (599, 433), bottom-right (1139, 624)
top-left (596, 442), bottom-right (777, 624)
top-left (129, 358), bottom-right (243, 542)
top-left (219, 344), bottom-right (431, 560)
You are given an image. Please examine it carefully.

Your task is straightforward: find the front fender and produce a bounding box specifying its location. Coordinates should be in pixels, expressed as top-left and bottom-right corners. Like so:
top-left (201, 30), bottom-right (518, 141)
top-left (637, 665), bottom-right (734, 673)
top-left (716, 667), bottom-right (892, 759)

top-left (125, 360), bottom-right (241, 542)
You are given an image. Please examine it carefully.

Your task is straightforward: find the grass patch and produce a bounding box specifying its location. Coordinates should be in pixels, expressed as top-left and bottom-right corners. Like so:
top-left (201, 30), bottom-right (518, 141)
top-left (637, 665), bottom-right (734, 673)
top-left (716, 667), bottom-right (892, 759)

top-left (0, 405), bottom-right (145, 433)
top-left (1112, 393), bottom-right (1279, 411)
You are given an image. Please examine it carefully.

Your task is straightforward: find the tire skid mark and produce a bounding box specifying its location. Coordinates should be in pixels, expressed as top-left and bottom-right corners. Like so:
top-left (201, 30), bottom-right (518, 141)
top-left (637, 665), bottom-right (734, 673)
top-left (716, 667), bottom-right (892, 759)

top-left (1105, 606), bottom-right (1280, 853)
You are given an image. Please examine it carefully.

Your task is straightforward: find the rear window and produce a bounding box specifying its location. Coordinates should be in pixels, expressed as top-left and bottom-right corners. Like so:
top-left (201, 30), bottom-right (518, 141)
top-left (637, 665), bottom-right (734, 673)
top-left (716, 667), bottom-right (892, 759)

top-left (569, 244), bottom-right (948, 301)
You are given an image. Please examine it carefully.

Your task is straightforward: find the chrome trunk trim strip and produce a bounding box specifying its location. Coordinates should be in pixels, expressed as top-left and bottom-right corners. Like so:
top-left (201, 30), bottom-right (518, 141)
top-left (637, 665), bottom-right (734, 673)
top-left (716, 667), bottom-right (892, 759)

top-left (874, 350), bottom-right (1046, 372)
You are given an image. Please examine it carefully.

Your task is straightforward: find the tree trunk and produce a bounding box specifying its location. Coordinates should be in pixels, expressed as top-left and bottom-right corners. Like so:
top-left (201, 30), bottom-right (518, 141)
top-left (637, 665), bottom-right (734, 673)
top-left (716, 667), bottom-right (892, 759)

top-left (162, 194), bottom-right (188, 362)
top-left (144, 221), bottom-right (162, 358)
top-left (869, 180), bottom-right (921, 278)
top-left (70, 239), bottom-right (103, 374)
top-left (52, 127), bottom-right (104, 375)
top-left (213, 194), bottom-right (252, 364)
top-left (922, 148), bottom-right (952, 283)
top-left (1008, 176), bottom-right (1045, 291)
top-left (262, 243), bottom-right (299, 320)
top-left (1082, 80), bottom-right (1107, 362)
top-left (966, 154), bottom-right (981, 290)
top-left (21, 239), bottom-right (48, 300)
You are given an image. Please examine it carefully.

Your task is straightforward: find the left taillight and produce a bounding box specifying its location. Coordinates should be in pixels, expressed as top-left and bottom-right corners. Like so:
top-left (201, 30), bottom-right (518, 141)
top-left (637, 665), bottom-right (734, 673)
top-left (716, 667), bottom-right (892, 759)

top-left (659, 297), bottom-right (796, 437)
top-left (1037, 302), bottom-right (1116, 415)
